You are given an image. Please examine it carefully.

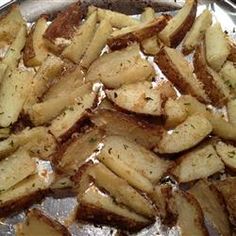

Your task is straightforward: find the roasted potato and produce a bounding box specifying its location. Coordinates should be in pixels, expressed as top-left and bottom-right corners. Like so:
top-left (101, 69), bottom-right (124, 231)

top-left (193, 43), bottom-right (231, 107)
top-left (158, 0), bottom-right (197, 47)
top-left (28, 83), bottom-right (92, 125)
top-left (55, 128), bottom-right (104, 175)
top-left (77, 185), bottom-right (151, 232)
top-left (90, 109), bottom-right (164, 149)
top-left (43, 2), bottom-right (83, 53)
top-left (106, 81), bottom-right (176, 116)
top-left (62, 11), bottom-right (97, 63)
top-left (220, 60), bottom-right (236, 93)
top-left (0, 127), bottom-right (55, 160)
top-left (178, 95), bottom-right (236, 141)
top-left (98, 135), bottom-right (170, 192)
top-left (2, 25), bottom-right (27, 69)
top-left (42, 66), bottom-right (84, 100)
top-left (156, 114), bottom-right (212, 154)
top-left (16, 208), bottom-right (71, 236)
top-left (86, 43), bottom-right (155, 88)
top-left (214, 177), bottom-right (236, 226)
top-left (49, 92), bottom-right (96, 141)
top-left (168, 190), bottom-right (209, 236)
top-left (214, 141), bottom-right (236, 172)
top-left (24, 55), bottom-right (64, 108)
top-left (164, 98), bottom-right (188, 128)
top-left (107, 15), bottom-right (168, 50)
top-left (0, 64), bottom-right (8, 83)
top-left (23, 15), bottom-right (49, 67)
top-left (0, 70), bottom-right (34, 127)
top-left (228, 39), bottom-right (236, 62)
top-left (189, 180), bottom-right (232, 236)
top-left (0, 149), bottom-right (36, 193)
top-left (0, 172), bottom-right (54, 217)
top-left (171, 144), bottom-right (224, 183)
top-left (182, 9), bottom-right (212, 55)
top-left (88, 6), bottom-right (139, 28)
top-left (81, 18), bottom-right (112, 69)
top-left (155, 47), bottom-right (209, 103)
top-left (75, 162), bottom-right (155, 218)
top-left (0, 5), bottom-right (25, 46)
top-left (205, 22), bottom-right (230, 71)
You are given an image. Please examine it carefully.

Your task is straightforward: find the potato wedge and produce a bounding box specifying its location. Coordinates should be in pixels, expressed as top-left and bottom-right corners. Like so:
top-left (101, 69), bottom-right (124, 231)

top-left (98, 135), bottom-right (170, 192)
top-left (62, 11), bottom-right (97, 63)
top-left (157, 114), bottom-right (212, 154)
top-left (28, 83), bottom-right (92, 125)
top-left (0, 128), bottom-right (10, 140)
top-left (0, 127), bottom-right (54, 159)
top-left (43, 2), bottom-right (83, 53)
top-left (106, 81), bottom-right (176, 116)
top-left (168, 190), bottom-right (208, 236)
top-left (0, 5), bottom-right (25, 46)
top-left (43, 66), bottom-right (84, 100)
top-left (86, 44), bottom-right (155, 88)
top-left (178, 95), bottom-right (236, 141)
top-left (205, 23), bottom-right (230, 71)
top-left (90, 109), bottom-right (163, 149)
top-left (0, 149), bottom-right (36, 193)
top-left (49, 92), bottom-right (96, 141)
top-left (227, 99), bottom-right (236, 125)
top-left (155, 47), bottom-right (209, 103)
top-left (23, 15), bottom-right (49, 67)
top-left (0, 172), bottom-right (54, 217)
top-left (171, 144), bottom-right (224, 183)
top-left (214, 177), bottom-right (236, 226)
top-left (164, 98), bottom-right (188, 128)
top-left (88, 6), bottom-right (139, 28)
top-left (78, 163), bottom-right (155, 218)
top-left (182, 9), bottom-right (212, 55)
top-left (0, 70), bottom-right (33, 127)
top-left (158, 0), bottom-right (197, 47)
top-left (16, 208), bottom-right (71, 236)
top-left (220, 60), bottom-right (236, 92)
top-left (189, 180), bottom-right (232, 236)
top-left (77, 185), bottom-right (150, 232)
top-left (24, 55), bottom-right (64, 108)
top-left (193, 43), bottom-right (231, 107)
top-left (2, 25), bottom-right (27, 69)
top-left (81, 18), bottom-right (112, 69)
top-left (56, 128), bottom-right (104, 175)
top-left (107, 15), bottom-right (168, 50)
top-left (214, 141), bottom-right (236, 172)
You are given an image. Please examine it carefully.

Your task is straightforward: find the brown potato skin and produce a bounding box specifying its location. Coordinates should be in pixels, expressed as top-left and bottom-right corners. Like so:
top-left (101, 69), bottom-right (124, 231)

top-left (154, 48), bottom-right (205, 103)
top-left (27, 208), bottom-right (71, 236)
top-left (168, 0), bottom-right (197, 48)
top-left (228, 41), bottom-right (236, 62)
top-left (193, 44), bottom-right (227, 107)
top-left (107, 16), bottom-right (168, 50)
top-left (0, 190), bottom-right (47, 218)
top-left (43, 2), bottom-right (83, 52)
top-left (77, 203), bottom-right (151, 232)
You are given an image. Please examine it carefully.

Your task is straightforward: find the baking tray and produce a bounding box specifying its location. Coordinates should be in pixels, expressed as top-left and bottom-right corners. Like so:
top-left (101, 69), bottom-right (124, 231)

top-left (0, 0), bottom-right (235, 235)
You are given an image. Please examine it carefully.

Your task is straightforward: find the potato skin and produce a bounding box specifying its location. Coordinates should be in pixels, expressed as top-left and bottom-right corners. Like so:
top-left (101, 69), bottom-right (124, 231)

top-left (193, 44), bottom-right (228, 107)
top-left (43, 2), bottom-right (83, 52)
top-left (77, 202), bottom-right (151, 232)
top-left (0, 190), bottom-right (46, 218)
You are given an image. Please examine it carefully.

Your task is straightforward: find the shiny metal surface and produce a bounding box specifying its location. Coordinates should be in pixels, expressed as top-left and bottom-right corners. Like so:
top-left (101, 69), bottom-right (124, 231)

top-left (0, 1), bottom-right (235, 235)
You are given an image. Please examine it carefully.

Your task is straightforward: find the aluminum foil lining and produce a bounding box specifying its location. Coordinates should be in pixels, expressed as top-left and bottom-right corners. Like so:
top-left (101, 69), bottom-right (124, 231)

top-left (0, 0), bottom-right (235, 236)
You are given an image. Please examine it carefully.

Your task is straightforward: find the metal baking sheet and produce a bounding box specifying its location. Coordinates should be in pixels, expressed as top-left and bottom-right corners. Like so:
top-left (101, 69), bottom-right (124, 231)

top-left (0, 1), bottom-right (235, 235)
